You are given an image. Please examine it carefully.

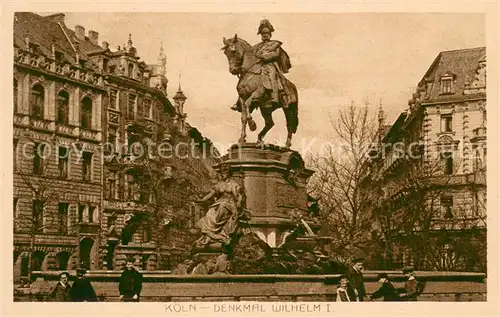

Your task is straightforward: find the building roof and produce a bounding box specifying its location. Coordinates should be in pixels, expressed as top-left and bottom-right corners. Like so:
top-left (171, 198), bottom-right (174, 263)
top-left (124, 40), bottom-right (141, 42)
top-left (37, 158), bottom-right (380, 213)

top-left (420, 47), bottom-right (486, 102)
top-left (14, 12), bottom-right (78, 64)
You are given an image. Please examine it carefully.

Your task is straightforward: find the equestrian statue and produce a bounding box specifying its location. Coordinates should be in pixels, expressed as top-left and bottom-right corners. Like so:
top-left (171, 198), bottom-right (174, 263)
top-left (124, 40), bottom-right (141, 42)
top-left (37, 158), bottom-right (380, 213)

top-left (222, 19), bottom-right (299, 148)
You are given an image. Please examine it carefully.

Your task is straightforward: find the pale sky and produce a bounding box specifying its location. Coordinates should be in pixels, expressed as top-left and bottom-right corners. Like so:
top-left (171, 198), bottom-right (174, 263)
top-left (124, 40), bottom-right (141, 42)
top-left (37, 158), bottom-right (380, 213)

top-left (61, 13), bottom-right (485, 155)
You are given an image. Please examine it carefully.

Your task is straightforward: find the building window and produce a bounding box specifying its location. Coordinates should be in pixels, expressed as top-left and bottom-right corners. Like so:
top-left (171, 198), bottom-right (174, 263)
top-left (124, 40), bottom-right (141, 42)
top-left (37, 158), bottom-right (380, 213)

top-left (109, 89), bottom-right (118, 110)
top-left (33, 143), bottom-right (45, 175)
top-left (78, 205), bottom-right (85, 223)
top-left (13, 139), bottom-right (19, 170)
top-left (107, 172), bottom-right (117, 199)
top-left (107, 127), bottom-right (117, 150)
top-left (128, 63), bottom-right (134, 78)
top-left (13, 198), bottom-right (19, 231)
top-left (441, 77), bottom-right (453, 94)
top-left (31, 251), bottom-right (45, 271)
top-left (441, 195), bottom-right (454, 218)
top-left (143, 226), bottom-right (152, 243)
top-left (55, 51), bottom-right (64, 61)
top-left (107, 216), bottom-right (116, 229)
top-left (58, 203), bottom-right (69, 234)
top-left (58, 146), bottom-right (69, 178)
top-left (82, 152), bottom-right (93, 182)
top-left (14, 79), bottom-right (18, 113)
top-left (127, 94), bottom-right (136, 120)
top-left (103, 58), bottom-right (109, 72)
top-left (32, 199), bottom-right (44, 232)
top-left (440, 115), bottom-right (453, 133)
top-left (57, 91), bottom-right (70, 124)
top-left (143, 99), bottom-right (152, 119)
top-left (80, 97), bottom-right (93, 129)
top-left (31, 84), bottom-right (45, 119)
top-left (441, 152), bottom-right (454, 175)
top-left (88, 206), bottom-right (95, 223)
top-left (55, 252), bottom-right (70, 270)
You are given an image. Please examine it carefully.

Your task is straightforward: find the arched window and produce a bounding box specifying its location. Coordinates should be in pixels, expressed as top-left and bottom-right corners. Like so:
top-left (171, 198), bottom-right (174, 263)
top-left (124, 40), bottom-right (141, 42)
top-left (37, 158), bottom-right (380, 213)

top-left (31, 84), bottom-right (44, 119)
top-left (79, 238), bottom-right (94, 270)
top-left (128, 63), bottom-right (134, 78)
top-left (31, 250), bottom-right (46, 271)
top-left (57, 91), bottom-right (70, 124)
top-left (55, 252), bottom-right (71, 270)
top-left (80, 97), bottom-right (92, 129)
top-left (14, 79), bottom-right (18, 113)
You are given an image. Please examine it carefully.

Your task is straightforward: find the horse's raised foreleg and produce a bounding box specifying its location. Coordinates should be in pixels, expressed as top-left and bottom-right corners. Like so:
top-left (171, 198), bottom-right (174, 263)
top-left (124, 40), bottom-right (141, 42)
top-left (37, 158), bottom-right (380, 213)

top-left (257, 107), bottom-right (275, 147)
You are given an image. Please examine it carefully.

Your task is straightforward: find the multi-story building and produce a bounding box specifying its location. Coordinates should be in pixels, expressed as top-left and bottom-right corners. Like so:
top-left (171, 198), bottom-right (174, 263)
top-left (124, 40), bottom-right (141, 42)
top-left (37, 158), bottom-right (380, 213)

top-left (13, 12), bottom-right (106, 281)
top-left (13, 12), bottom-right (220, 281)
top-left (363, 47), bottom-right (487, 271)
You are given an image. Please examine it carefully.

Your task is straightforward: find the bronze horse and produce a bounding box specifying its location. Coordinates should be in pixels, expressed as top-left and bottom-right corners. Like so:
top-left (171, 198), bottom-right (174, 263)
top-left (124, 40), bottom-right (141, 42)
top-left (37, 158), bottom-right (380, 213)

top-left (222, 34), bottom-right (299, 148)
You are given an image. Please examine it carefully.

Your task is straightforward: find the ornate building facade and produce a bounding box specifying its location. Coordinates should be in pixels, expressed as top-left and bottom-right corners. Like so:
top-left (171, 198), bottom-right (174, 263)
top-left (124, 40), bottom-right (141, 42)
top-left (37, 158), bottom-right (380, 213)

top-left (363, 47), bottom-right (487, 271)
top-left (13, 12), bottom-right (219, 282)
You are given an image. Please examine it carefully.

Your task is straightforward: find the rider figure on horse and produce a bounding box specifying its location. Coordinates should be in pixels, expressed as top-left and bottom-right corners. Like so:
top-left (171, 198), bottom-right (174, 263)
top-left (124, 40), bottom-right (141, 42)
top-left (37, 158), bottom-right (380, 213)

top-left (230, 19), bottom-right (295, 111)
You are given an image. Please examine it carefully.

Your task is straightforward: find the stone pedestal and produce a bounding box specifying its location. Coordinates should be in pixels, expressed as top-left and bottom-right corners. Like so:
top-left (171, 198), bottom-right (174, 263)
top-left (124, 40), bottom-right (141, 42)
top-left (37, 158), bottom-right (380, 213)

top-left (221, 143), bottom-right (316, 247)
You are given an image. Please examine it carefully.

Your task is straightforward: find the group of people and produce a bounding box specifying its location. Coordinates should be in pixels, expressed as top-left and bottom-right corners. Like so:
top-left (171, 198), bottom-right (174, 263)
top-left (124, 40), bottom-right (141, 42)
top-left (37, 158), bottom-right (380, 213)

top-left (49, 257), bottom-right (143, 302)
top-left (336, 258), bottom-right (422, 302)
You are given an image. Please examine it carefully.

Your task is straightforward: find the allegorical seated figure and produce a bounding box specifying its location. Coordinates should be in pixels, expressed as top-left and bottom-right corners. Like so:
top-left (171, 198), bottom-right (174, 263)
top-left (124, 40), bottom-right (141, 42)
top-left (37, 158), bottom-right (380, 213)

top-left (195, 164), bottom-right (246, 250)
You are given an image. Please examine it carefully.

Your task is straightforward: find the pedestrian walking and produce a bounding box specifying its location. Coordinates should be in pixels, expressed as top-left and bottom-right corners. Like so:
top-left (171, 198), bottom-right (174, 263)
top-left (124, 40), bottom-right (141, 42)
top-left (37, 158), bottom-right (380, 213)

top-left (347, 257), bottom-right (366, 301)
top-left (119, 258), bottom-right (143, 302)
top-left (70, 267), bottom-right (98, 302)
top-left (49, 272), bottom-right (72, 302)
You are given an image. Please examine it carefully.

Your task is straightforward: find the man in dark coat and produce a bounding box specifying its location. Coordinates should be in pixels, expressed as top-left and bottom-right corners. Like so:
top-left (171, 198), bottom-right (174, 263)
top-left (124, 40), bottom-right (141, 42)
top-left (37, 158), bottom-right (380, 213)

top-left (370, 273), bottom-right (400, 301)
top-left (399, 266), bottom-right (418, 301)
top-left (49, 272), bottom-right (72, 302)
top-left (70, 267), bottom-right (98, 302)
top-left (347, 257), bottom-right (366, 301)
top-left (119, 258), bottom-right (143, 302)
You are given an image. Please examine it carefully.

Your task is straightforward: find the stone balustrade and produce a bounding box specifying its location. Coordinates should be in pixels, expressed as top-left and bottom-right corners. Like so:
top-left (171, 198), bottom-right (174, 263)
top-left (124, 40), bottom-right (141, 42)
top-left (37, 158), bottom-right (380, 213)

top-left (23, 270), bottom-right (486, 302)
top-left (15, 48), bottom-right (104, 87)
top-left (80, 128), bottom-right (102, 142)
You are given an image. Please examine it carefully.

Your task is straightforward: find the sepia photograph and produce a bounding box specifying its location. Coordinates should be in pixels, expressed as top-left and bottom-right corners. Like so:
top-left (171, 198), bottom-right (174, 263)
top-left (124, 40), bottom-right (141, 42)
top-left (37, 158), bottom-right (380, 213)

top-left (4, 4), bottom-right (498, 313)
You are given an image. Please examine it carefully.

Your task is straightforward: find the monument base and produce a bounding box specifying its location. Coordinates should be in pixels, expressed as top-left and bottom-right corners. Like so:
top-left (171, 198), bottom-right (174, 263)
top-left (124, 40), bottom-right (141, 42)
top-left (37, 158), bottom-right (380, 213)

top-left (220, 143), bottom-right (317, 248)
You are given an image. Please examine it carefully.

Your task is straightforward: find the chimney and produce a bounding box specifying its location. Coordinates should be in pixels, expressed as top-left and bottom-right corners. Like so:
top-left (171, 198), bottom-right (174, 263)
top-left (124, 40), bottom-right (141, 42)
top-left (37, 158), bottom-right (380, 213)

top-left (102, 41), bottom-right (109, 50)
top-left (88, 30), bottom-right (99, 45)
top-left (75, 25), bottom-right (85, 41)
top-left (45, 13), bottom-right (65, 23)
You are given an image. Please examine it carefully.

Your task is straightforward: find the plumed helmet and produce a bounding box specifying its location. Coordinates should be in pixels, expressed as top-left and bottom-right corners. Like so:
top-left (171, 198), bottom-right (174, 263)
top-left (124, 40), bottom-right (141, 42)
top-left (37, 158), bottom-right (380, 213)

top-left (257, 19), bottom-right (275, 35)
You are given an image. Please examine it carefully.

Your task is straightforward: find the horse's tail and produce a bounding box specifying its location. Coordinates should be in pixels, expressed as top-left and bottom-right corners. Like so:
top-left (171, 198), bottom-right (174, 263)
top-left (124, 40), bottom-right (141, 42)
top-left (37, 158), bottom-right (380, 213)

top-left (284, 80), bottom-right (299, 134)
top-left (286, 102), bottom-right (299, 134)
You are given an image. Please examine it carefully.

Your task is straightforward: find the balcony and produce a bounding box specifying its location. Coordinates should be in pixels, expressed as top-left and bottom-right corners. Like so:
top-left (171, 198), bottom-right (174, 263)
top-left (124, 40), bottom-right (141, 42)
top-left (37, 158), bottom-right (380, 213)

top-left (15, 48), bottom-right (104, 87)
top-left (120, 154), bottom-right (146, 170)
top-left (80, 128), bottom-right (102, 142)
top-left (471, 127), bottom-right (486, 143)
top-left (55, 123), bottom-right (78, 137)
top-left (77, 222), bottom-right (100, 234)
top-left (30, 118), bottom-right (54, 132)
top-left (103, 200), bottom-right (151, 213)
top-left (13, 113), bottom-right (29, 127)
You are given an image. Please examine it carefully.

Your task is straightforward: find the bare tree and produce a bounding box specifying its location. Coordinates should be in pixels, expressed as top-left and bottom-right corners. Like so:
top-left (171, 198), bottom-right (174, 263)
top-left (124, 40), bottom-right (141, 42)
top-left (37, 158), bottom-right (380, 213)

top-left (370, 145), bottom-right (486, 271)
top-left (308, 102), bottom-right (377, 262)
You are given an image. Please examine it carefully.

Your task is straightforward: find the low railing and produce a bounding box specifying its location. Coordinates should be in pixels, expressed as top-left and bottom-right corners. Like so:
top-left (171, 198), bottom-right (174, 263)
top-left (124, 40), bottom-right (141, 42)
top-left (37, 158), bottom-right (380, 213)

top-left (24, 271), bottom-right (486, 302)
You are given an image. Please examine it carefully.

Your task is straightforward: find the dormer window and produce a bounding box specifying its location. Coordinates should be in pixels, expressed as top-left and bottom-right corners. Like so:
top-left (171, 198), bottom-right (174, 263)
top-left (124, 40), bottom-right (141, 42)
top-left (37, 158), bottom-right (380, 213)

top-left (28, 43), bottom-right (39, 54)
top-left (440, 73), bottom-right (454, 94)
top-left (103, 58), bottom-right (109, 72)
top-left (128, 63), bottom-right (134, 78)
top-left (55, 51), bottom-right (64, 61)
